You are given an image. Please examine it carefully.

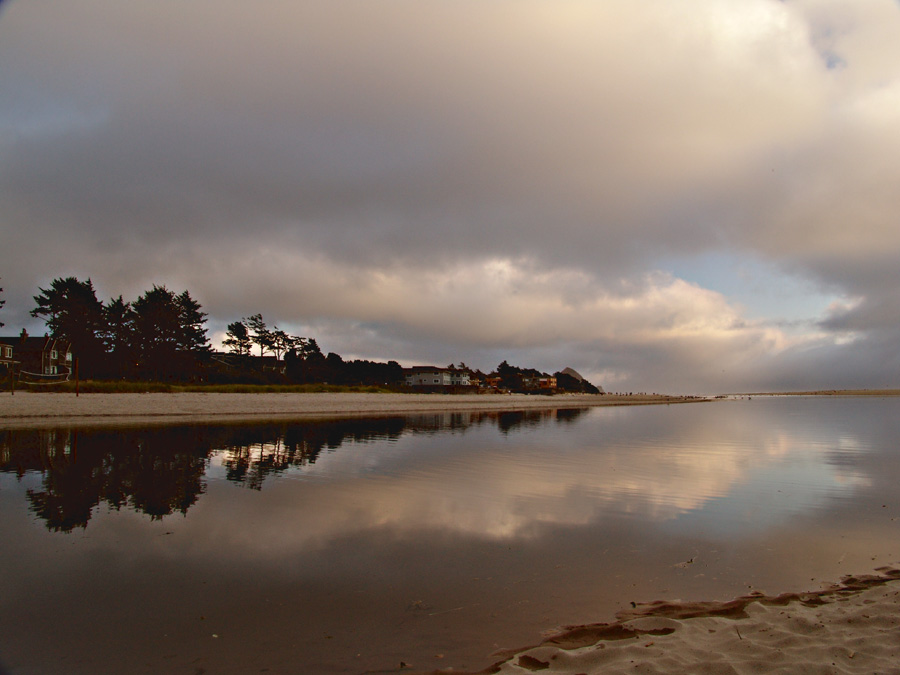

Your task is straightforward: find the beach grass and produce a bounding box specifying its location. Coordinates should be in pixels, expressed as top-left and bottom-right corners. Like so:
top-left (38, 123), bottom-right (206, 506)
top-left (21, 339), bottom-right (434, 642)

top-left (12, 379), bottom-right (397, 394)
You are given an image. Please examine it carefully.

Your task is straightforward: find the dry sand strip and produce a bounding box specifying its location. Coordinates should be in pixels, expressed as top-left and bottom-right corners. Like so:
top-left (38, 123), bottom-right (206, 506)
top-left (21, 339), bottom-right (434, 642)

top-left (0, 392), bottom-right (704, 429)
top-left (741, 390), bottom-right (900, 397)
top-left (453, 569), bottom-right (900, 675)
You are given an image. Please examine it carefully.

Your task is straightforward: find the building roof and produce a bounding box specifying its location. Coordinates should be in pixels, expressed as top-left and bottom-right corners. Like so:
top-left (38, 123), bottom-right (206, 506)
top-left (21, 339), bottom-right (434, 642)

top-left (0, 336), bottom-right (48, 350)
top-left (0, 336), bottom-right (71, 352)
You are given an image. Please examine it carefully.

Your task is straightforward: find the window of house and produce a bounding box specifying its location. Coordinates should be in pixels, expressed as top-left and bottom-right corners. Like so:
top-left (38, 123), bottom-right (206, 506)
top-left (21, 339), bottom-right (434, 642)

top-left (51, 350), bottom-right (58, 359)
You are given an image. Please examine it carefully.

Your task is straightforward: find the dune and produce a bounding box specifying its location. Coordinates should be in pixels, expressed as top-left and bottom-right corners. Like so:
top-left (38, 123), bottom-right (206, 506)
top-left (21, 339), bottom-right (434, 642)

top-left (467, 569), bottom-right (900, 674)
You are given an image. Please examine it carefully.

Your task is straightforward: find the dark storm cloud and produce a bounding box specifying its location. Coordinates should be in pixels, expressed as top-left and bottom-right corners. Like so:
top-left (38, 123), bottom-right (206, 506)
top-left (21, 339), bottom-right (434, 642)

top-left (2, 0), bottom-right (900, 392)
top-left (1, 2), bottom-right (820, 267)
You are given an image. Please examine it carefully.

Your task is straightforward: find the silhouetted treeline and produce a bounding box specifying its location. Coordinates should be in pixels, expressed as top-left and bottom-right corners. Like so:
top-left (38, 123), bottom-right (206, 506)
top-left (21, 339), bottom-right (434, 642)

top-left (27, 277), bottom-right (208, 381)
top-left (16, 276), bottom-right (601, 390)
top-left (18, 277), bottom-right (404, 385)
top-left (219, 314), bottom-right (406, 385)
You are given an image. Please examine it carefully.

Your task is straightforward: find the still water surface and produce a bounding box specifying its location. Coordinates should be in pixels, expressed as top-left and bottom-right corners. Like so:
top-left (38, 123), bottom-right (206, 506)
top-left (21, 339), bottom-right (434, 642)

top-left (2, 397), bottom-right (899, 673)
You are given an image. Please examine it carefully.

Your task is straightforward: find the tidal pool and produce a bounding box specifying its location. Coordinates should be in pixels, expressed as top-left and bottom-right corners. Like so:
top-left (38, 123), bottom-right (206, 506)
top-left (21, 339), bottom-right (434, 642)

top-left (2, 397), bottom-right (899, 673)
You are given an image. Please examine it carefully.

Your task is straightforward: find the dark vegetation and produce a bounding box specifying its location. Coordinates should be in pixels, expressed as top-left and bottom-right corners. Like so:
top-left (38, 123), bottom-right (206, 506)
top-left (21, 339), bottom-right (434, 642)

top-left (1, 276), bottom-right (600, 393)
top-left (1, 409), bottom-right (590, 531)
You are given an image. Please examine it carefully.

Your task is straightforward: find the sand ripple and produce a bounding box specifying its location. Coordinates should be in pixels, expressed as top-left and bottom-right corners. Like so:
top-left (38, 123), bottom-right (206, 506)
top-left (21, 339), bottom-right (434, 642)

top-left (478, 569), bottom-right (900, 675)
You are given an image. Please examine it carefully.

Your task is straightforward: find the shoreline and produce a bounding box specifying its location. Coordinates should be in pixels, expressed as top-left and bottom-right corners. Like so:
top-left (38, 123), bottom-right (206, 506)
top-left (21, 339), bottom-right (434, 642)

top-left (459, 568), bottom-right (900, 675)
top-left (734, 389), bottom-right (900, 397)
top-left (0, 391), bottom-right (705, 429)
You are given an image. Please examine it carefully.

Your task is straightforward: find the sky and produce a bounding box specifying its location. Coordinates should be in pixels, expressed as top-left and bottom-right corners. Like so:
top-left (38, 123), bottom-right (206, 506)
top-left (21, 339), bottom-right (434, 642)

top-left (1, 0), bottom-right (899, 394)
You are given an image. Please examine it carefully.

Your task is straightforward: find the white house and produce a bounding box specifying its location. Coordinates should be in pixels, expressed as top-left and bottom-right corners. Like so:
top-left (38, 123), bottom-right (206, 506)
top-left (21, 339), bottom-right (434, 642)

top-left (404, 366), bottom-right (471, 387)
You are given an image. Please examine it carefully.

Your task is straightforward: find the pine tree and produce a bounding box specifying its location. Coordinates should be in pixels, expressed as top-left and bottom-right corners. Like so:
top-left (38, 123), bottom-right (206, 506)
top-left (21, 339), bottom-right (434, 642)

top-left (101, 296), bottom-right (136, 379)
top-left (31, 277), bottom-right (105, 376)
top-left (223, 321), bottom-right (252, 355)
top-left (245, 314), bottom-right (273, 358)
top-left (176, 290), bottom-right (209, 354)
top-left (132, 286), bottom-right (208, 380)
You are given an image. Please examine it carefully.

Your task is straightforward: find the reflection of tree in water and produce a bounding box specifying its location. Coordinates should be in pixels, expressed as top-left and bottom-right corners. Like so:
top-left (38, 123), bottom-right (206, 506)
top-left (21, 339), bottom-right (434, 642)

top-left (0, 428), bottom-right (212, 532)
top-left (496, 409), bottom-right (554, 434)
top-left (221, 418), bottom-right (408, 489)
top-left (0, 407), bottom-right (591, 527)
top-left (555, 408), bottom-right (590, 424)
top-left (221, 409), bottom-right (590, 487)
top-left (218, 413), bottom-right (539, 489)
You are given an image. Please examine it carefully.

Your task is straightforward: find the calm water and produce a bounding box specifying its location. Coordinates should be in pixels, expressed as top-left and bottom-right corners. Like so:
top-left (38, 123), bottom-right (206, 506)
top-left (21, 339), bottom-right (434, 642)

top-left (2, 397), bottom-right (899, 674)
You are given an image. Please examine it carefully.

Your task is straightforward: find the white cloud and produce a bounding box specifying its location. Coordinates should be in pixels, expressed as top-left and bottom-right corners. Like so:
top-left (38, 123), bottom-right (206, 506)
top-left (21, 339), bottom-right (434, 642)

top-left (195, 412), bottom-right (869, 551)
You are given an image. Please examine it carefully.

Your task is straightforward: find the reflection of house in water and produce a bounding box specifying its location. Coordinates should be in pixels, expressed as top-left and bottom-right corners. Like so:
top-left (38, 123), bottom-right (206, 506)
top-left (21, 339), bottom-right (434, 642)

top-left (0, 427), bottom-right (210, 531)
top-left (0, 409), bottom-right (593, 528)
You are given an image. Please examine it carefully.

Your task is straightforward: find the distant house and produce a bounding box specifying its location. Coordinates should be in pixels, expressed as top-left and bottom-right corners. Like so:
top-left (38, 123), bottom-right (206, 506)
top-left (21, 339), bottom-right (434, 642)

top-left (536, 376), bottom-right (557, 390)
top-left (0, 331), bottom-right (73, 379)
top-left (0, 339), bottom-right (16, 373)
top-left (482, 376), bottom-right (502, 391)
top-left (404, 366), bottom-right (471, 388)
top-left (521, 375), bottom-right (557, 391)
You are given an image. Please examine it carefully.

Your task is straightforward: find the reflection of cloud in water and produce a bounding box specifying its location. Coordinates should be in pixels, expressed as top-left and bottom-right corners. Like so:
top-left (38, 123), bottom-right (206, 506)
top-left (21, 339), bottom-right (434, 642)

top-left (208, 409), bottom-right (871, 548)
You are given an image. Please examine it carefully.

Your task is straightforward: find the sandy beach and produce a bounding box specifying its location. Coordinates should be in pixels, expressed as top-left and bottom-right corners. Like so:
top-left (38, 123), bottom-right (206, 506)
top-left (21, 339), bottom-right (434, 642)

top-left (471, 569), bottom-right (900, 675)
top-left (0, 391), bottom-right (700, 429)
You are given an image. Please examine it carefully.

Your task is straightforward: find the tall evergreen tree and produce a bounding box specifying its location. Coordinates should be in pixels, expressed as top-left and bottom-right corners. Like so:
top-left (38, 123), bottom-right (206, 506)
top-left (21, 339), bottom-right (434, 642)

top-left (495, 360), bottom-right (521, 390)
top-left (284, 337), bottom-right (324, 383)
top-left (132, 286), bottom-right (208, 380)
top-left (31, 277), bottom-right (105, 376)
top-left (132, 286), bottom-right (180, 379)
top-left (303, 337), bottom-right (321, 359)
top-left (245, 314), bottom-right (273, 358)
top-left (101, 296), bottom-right (136, 379)
top-left (175, 290), bottom-right (209, 354)
top-left (223, 320), bottom-right (252, 356)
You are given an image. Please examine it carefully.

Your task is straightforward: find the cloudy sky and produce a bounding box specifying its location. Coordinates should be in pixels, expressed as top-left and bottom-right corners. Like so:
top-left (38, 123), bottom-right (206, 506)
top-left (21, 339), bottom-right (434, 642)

top-left (2, 0), bottom-right (899, 393)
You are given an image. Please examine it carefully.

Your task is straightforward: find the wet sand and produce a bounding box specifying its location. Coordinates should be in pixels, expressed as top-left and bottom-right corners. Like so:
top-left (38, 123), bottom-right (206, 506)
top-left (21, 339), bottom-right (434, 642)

top-left (468, 569), bottom-right (900, 675)
top-left (0, 391), bottom-right (700, 429)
